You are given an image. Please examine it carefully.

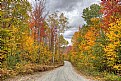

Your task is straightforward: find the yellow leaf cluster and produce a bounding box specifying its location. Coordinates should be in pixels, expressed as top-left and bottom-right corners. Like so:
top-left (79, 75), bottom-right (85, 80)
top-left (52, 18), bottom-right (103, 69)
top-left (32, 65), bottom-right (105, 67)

top-left (104, 18), bottom-right (121, 68)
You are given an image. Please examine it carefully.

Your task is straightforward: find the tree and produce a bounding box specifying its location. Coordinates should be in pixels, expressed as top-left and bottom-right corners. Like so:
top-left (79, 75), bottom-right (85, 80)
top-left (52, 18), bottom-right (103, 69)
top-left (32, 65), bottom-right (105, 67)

top-left (82, 4), bottom-right (101, 25)
top-left (47, 12), bottom-right (68, 63)
top-left (1, 1), bottom-right (31, 29)
top-left (0, 0), bottom-right (31, 68)
top-left (29, 0), bottom-right (49, 64)
top-left (100, 0), bottom-right (121, 30)
top-left (104, 18), bottom-right (121, 73)
top-left (29, 0), bottom-right (48, 42)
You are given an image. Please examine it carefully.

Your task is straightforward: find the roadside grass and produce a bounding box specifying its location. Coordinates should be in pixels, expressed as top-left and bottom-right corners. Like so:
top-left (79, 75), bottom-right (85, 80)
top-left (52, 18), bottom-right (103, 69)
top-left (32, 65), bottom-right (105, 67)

top-left (72, 63), bottom-right (121, 81)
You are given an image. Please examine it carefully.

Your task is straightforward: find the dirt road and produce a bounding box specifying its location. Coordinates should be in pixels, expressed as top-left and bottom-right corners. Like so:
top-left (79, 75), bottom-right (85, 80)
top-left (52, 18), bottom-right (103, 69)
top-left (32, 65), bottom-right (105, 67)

top-left (5, 61), bottom-right (94, 81)
top-left (36, 61), bottom-right (93, 81)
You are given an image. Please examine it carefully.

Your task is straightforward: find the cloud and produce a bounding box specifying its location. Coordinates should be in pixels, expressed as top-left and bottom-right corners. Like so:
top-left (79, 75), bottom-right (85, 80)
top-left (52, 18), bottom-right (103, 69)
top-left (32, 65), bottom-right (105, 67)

top-left (46, 0), bottom-right (81, 12)
top-left (63, 27), bottom-right (79, 40)
top-left (64, 31), bottom-right (73, 38)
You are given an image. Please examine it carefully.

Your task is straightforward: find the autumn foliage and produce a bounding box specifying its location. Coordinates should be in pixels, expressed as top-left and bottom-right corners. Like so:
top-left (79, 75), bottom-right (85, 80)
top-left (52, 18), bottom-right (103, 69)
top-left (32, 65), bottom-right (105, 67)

top-left (67, 1), bottom-right (121, 81)
top-left (0, 0), bottom-right (67, 80)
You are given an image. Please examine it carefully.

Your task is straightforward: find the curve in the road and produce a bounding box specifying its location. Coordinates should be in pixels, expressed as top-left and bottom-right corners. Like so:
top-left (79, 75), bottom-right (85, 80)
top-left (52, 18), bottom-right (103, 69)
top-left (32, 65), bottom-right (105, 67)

top-left (36, 61), bottom-right (93, 81)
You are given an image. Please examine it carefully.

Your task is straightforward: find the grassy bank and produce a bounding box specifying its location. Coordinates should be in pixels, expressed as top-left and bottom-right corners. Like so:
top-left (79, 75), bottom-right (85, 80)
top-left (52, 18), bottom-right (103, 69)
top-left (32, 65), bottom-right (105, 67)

top-left (72, 62), bottom-right (121, 81)
top-left (0, 63), bottom-right (63, 81)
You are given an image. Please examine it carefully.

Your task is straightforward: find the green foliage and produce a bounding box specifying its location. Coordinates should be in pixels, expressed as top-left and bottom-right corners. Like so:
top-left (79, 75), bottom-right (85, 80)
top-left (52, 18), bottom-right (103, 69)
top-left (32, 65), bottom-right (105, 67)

top-left (59, 35), bottom-right (68, 46)
top-left (82, 4), bottom-right (101, 25)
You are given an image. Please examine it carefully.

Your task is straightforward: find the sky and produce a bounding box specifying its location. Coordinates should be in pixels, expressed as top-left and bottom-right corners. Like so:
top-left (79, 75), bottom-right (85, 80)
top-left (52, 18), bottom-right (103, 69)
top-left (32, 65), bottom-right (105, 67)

top-left (28, 0), bottom-right (101, 45)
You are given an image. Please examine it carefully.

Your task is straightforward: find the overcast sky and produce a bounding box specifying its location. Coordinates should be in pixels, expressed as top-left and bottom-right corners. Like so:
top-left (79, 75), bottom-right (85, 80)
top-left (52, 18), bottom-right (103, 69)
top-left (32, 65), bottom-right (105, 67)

top-left (28, 0), bottom-right (101, 45)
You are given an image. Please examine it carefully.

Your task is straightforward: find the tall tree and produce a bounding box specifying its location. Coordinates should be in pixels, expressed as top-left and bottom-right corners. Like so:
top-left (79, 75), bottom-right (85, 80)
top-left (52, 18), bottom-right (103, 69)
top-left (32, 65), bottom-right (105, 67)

top-left (29, 0), bottom-right (48, 42)
top-left (47, 12), bottom-right (68, 63)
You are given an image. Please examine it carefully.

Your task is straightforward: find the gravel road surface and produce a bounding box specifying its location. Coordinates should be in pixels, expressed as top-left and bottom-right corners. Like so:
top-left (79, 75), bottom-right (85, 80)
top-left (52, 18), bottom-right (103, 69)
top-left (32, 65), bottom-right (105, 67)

top-left (36, 61), bottom-right (93, 81)
top-left (5, 61), bottom-right (94, 81)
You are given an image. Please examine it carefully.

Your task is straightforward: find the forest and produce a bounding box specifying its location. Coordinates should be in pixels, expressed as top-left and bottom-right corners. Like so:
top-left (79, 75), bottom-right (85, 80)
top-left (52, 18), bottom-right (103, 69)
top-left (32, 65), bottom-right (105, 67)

top-left (65, 0), bottom-right (121, 81)
top-left (0, 0), bottom-right (121, 81)
top-left (0, 0), bottom-right (68, 80)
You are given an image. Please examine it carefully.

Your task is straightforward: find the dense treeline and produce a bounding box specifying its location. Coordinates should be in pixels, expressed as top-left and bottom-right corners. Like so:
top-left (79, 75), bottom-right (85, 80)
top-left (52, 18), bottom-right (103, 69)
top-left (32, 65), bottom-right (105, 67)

top-left (67, 0), bottom-right (121, 81)
top-left (0, 0), bottom-right (68, 80)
